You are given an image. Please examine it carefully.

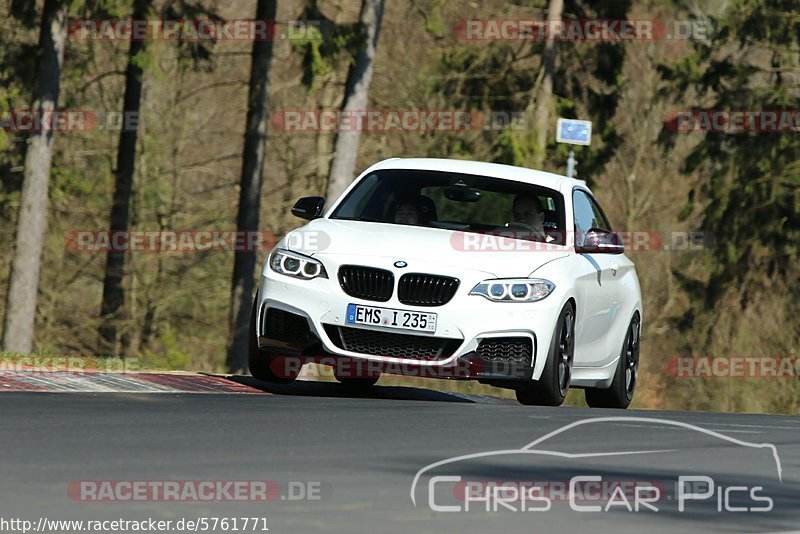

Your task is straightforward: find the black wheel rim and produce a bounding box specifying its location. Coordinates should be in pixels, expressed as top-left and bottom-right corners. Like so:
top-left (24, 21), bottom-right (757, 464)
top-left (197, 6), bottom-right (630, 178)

top-left (625, 317), bottom-right (640, 399)
top-left (558, 311), bottom-right (574, 395)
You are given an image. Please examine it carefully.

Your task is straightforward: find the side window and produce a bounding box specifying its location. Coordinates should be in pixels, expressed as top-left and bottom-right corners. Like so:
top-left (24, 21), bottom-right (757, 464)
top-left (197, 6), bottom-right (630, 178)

top-left (573, 190), bottom-right (610, 245)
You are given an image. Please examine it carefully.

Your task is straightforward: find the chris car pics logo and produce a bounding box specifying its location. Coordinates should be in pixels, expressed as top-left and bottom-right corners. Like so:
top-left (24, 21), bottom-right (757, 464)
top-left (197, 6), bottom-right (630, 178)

top-left (410, 417), bottom-right (781, 514)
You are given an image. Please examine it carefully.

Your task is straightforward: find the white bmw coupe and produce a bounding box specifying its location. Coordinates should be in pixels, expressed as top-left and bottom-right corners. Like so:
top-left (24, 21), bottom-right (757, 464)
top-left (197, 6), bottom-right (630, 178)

top-left (250, 158), bottom-right (642, 408)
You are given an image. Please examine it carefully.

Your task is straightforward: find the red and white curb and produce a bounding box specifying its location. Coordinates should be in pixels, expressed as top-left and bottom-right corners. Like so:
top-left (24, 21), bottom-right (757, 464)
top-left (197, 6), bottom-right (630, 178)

top-left (0, 371), bottom-right (517, 403)
top-left (0, 372), bottom-right (266, 394)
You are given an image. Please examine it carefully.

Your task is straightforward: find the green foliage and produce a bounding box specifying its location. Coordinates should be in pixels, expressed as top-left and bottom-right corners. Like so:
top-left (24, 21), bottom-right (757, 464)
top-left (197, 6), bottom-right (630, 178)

top-left (68, 0), bottom-right (130, 18)
top-left (424, 1), bottom-right (631, 181)
top-left (654, 0), bottom-right (800, 414)
top-left (160, 0), bottom-right (222, 71)
top-left (139, 325), bottom-right (191, 370)
top-left (129, 47), bottom-right (153, 73)
top-left (292, 0), bottom-right (368, 89)
top-left (433, 45), bottom-right (537, 112)
top-left (0, 7), bottom-right (35, 217)
top-left (51, 165), bottom-right (104, 205)
top-left (423, 0), bottom-right (446, 37)
top-left (660, 0), bottom-right (800, 309)
top-left (9, 0), bottom-right (42, 28)
top-left (494, 129), bottom-right (529, 167)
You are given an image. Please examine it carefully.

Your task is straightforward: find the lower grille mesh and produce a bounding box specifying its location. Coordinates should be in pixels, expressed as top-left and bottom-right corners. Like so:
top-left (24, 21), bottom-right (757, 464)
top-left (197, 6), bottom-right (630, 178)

top-left (264, 308), bottom-right (311, 342)
top-left (324, 325), bottom-right (460, 361)
top-left (476, 337), bottom-right (533, 367)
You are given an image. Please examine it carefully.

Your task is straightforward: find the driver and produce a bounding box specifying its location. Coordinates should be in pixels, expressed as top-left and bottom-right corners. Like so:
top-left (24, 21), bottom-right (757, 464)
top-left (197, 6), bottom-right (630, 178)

top-left (391, 195), bottom-right (436, 226)
top-left (512, 194), bottom-right (553, 242)
top-left (393, 203), bottom-right (420, 225)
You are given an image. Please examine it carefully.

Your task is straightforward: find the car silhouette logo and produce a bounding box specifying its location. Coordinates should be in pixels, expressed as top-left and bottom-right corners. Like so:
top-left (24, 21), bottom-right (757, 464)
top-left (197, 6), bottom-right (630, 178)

top-left (410, 416), bottom-right (784, 507)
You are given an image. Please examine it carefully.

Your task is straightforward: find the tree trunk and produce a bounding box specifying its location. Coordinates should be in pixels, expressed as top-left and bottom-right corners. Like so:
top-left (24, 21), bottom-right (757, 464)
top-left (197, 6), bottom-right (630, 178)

top-left (226, 0), bottom-right (278, 373)
top-left (2, 0), bottom-right (67, 354)
top-left (532, 0), bottom-right (562, 168)
top-left (324, 0), bottom-right (386, 201)
top-left (98, 0), bottom-right (151, 356)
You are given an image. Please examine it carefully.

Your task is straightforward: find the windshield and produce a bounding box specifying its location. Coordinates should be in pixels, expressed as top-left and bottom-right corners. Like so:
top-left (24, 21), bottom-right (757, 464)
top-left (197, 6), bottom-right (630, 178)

top-left (330, 169), bottom-right (566, 244)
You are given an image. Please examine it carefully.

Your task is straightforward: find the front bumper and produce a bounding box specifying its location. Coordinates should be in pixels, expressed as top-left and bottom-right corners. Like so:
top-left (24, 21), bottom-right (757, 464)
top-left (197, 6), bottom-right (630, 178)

top-left (255, 264), bottom-right (564, 382)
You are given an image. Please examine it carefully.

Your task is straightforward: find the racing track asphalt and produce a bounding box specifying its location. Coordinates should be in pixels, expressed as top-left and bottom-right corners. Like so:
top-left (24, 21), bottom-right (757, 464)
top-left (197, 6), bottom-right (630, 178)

top-left (0, 376), bottom-right (798, 534)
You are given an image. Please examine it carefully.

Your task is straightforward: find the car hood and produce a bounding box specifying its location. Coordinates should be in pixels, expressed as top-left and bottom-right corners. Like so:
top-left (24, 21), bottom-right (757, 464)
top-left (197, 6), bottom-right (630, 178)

top-left (284, 218), bottom-right (569, 278)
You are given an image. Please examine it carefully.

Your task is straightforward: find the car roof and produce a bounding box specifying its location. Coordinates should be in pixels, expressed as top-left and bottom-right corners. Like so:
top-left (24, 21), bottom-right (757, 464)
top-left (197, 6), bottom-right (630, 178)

top-left (370, 157), bottom-right (589, 194)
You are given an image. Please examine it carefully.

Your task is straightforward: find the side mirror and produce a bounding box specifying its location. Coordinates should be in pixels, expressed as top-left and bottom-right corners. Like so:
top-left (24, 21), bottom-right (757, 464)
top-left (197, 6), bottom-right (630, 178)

top-left (291, 196), bottom-right (325, 220)
top-left (577, 228), bottom-right (624, 254)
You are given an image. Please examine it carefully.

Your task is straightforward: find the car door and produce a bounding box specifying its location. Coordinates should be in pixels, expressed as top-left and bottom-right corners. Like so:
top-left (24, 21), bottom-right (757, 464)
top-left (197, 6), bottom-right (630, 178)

top-left (571, 189), bottom-right (622, 366)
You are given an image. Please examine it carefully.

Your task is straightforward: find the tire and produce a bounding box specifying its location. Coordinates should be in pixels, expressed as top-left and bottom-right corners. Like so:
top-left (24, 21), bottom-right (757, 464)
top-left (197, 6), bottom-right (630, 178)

top-left (334, 374), bottom-right (380, 388)
top-left (248, 298), bottom-right (298, 384)
top-left (585, 312), bottom-right (640, 409)
top-left (516, 302), bottom-right (575, 406)
top-left (333, 358), bottom-right (380, 388)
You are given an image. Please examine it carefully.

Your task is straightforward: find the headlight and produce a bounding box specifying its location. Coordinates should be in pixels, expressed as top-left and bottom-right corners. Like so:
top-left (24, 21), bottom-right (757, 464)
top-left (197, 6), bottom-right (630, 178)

top-left (470, 278), bottom-right (555, 302)
top-left (269, 249), bottom-right (328, 280)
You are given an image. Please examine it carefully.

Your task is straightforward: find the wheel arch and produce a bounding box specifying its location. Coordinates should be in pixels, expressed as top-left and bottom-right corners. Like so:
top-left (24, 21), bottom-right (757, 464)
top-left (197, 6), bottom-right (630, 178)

top-left (531, 294), bottom-right (577, 381)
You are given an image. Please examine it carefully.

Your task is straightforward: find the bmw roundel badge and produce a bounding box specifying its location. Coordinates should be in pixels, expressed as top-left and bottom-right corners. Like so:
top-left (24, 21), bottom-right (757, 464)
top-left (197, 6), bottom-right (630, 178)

top-left (394, 260), bottom-right (408, 268)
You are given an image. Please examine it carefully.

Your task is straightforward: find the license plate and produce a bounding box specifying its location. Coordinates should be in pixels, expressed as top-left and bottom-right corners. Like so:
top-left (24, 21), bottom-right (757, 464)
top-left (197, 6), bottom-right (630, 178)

top-left (345, 304), bottom-right (437, 333)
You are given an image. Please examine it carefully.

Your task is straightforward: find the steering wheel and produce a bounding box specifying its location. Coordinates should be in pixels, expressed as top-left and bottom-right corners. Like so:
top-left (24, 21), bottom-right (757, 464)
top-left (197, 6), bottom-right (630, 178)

top-left (505, 222), bottom-right (535, 231)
